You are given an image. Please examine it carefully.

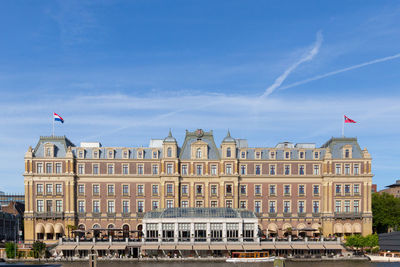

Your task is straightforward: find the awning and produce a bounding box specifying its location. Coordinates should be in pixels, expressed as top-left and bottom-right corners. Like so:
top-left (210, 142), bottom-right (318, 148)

top-left (353, 224), bottom-right (362, 233)
top-left (344, 224), bottom-right (352, 234)
top-left (307, 243), bottom-right (325, 250)
top-left (56, 244), bottom-right (76, 250)
top-left (324, 244), bottom-right (343, 250)
top-left (109, 245), bottom-right (127, 250)
top-left (55, 224), bottom-right (64, 234)
top-left (141, 244), bottom-right (159, 250)
top-left (193, 245), bottom-right (210, 250)
top-left (93, 244), bottom-right (110, 250)
top-left (227, 244), bottom-right (243, 250)
top-left (176, 244), bottom-right (193, 250)
top-left (35, 224), bottom-right (45, 234)
top-left (334, 224), bottom-right (343, 234)
top-left (76, 244), bottom-right (93, 250)
top-left (274, 244), bottom-right (292, 250)
top-left (45, 224), bottom-right (54, 234)
top-left (209, 244), bottom-right (226, 250)
top-left (260, 243), bottom-right (275, 249)
top-left (243, 244), bottom-right (261, 250)
top-left (159, 244), bottom-right (176, 250)
top-left (291, 244), bottom-right (308, 249)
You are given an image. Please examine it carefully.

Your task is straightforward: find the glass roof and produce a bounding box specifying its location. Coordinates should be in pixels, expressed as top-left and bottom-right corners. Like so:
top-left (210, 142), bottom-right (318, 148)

top-left (143, 207), bottom-right (256, 219)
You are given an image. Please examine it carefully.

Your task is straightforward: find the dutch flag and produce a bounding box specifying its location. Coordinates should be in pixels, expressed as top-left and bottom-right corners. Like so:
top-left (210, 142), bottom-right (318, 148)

top-left (54, 112), bottom-right (64, 123)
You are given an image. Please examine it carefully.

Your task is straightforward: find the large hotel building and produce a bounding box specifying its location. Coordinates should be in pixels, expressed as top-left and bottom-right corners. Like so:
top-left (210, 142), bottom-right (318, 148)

top-left (23, 129), bottom-right (373, 244)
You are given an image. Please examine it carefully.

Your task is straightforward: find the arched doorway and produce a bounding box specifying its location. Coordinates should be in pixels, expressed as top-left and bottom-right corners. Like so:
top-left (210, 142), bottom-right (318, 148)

top-left (93, 224), bottom-right (100, 238)
top-left (137, 224), bottom-right (143, 238)
top-left (123, 224), bottom-right (130, 239)
top-left (78, 224), bottom-right (86, 238)
top-left (108, 224), bottom-right (115, 238)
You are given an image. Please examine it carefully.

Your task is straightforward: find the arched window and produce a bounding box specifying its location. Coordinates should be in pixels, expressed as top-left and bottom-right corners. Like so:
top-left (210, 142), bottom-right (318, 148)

top-left (167, 147), bottom-right (172, 157)
top-left (226, 147), bottom-right (231, 158)
top-left (345, 149), bottom-right (350, 158)
top-left (196, 148), bottom-right (202, 158)
top-left (123, 224), bottom-right (130, 239)
top-left (92, 224), bottom-right (100, 238)
top-left (108, 224), bottom-right (115, 237)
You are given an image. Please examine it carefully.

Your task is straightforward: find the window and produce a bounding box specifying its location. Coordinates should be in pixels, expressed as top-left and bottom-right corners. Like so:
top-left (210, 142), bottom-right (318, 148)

top-left (37, 184), bottom-right (43, 194)
top-left (313, 201), bottom-right (319, 213)
top-left (240, 185), bottom-right (247, 195)
top-left (345, 184), bottom-right (351, 194)
top-left (46, 163), bottom-right (53, 173)
top-left (137, 184), bottom-right (144, 195)
top-left (56, 200), bottom-right (63, 212)
top-left (37, 200), bottom-right (44, 212)
top-left (78, 184), bottom-right (85, 195)
top-left (313, 185), bottom-right (320, 195)
top-left (284, 185), bottom-right (290, 195)
top-left (152, 201), bottom-right (159, 210)
top-left (167, 164), bottom-right (173, 174)
top-left (123, 164), bottom-right (129, 175)
top-left (299, 165), bottom-right (305, 175)
top-left (77, 164), bottom-right (84, 174)
top-left (93, 151), bottom-right (98, 158)
top-left (226, 164), bottom-right (232, 175)
top-left (344, 200), bottom-right (350, 213)
top-left (78, 201), bottom-right (85, 213)
top-left (152, 165), bottom-right (158, 174)
top-left (37, 163), bottom-right (43, 173)
top-left (226, 148), bottom-right (231, 158)
top-left (56, 184), bottom-right (62, 194)
top-left (240, 201), bottom-right (246, 209)
top-left (55, 163), bottom-right (62, 174)
top-left (181, 201), bottom-right (189, 208)
top-left (335, 164), bottom-right (341, 174)
top-left (298, 201), bottom-right (305, 213)
top-left (335, 200), bottom-right (341, 213)
top-left (283, 201), bottom-right (291, 213)
top-left (285, 151), bottom-right (290, 159)
top-left (196, 185), bottom-right (203, 195)
top-left (138, 151), bottom-right (143, 158)
top-left (336, 184), bottom-right (342, 195)
top-left (298, 185), bottom-right (305, 195)
top-left (256, 151), bottom-right (261, 159)
top-left (211, 165), bottom-right (217, 175)
top-left (46, 200), bottom-right (52, 212)
top-left (167, 147), bottom-right (172, 157)
top-left (269, 185), bottom-right (276, 195)
top-left (108, 184), bottom-right (114, 195)
top-left (107, 201), bottom-right (115, 213)
top-left (270, 165), bottom-right (275, 175)
top-left (122, 185), bottom-right (129, 196)
top-left (123, 150), bottom-right (129, 159)
top-left (354, 200), bottom-right (360, 213)
top-left (181, 165), bottom-right (187, 175)
top-left (79, 151), bottom-right (83, 158)
top-left (210, 201), bottom-right (217, 207)
top-left (137, 201), bottom-right (144, 212)
top-left (93, 201), bottom-right (100, 213)
top-left (181, 184), bottom-right (188, 195)
top-left (152, 151), bottom-right (158, 159)
top-left (93, 184), bottom-right (99, 195)
top-left (345, 149), bottom-right (350, 158)
top-left (108, 150), bottom-right (113, 159)
top-left (196, 200), bottom-right (203, 207)
top-left (152, 185), bottom-right (159, 195)
top-left (270, 151), bottom-right (275, 159)
top-left (354, 184), bottom-right (360, 195)
top-left (196, 148), bottom-right (202, 158)
top-left (240, 165), bottom-right (246, 175)
top-left (167, 184), bottom-right (173, 195)
top-left (255, 201), bottom-right (261, 213)
top-left (241, 151), bottom-right (246, 159)
top-left (108, 164), bottom-right (114, 174)
top-left (166, 200), bottom-right (173, 208)
top-left (93, 164), bottom-right (99, 174)
top-left (255, 165), bottom-right (261, 175)
top-left (284, 165), bottom-right (290, 175)
top-left (46, 148), bottom-right (51, 157)
top-left (313, 165), bottom-right (320, 175)
top-left (211, 185), bottom-right (217, 195)
top-left (255, 185), bottom-right (261, 195)
top-left (46, 184), bottom-right (53, 194)
top-left (138, 164), bottom-right (143, 175)
top-left (314, 151), bottom-right (319, 159)
top-left (123, 201), bottom-right (129, 213)
top-left (225, 200), bottom-right (233, 208)
top-left (196, 165), bottom-right (203, 175)
top-left (299, 151), bottom-right (304, 159)
top-left (345, 164), bottom-right (350, 175)
top-left (354, 164), bottom-right (359, 175)
top-left (269, 201), bottom-right (276, 213)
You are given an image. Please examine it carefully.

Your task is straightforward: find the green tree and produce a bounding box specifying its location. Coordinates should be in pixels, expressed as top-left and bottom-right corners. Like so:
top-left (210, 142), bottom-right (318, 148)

top-left (364, 233), bottom-right (379, 251)
top-left (32, 241), bottom-right (46, 259)
top-left (372, 192), bottom-right (400, 233)
top-left (66, 224), bottom-right (77, 239)
top-left (5, 242), bottom-right (17, 259)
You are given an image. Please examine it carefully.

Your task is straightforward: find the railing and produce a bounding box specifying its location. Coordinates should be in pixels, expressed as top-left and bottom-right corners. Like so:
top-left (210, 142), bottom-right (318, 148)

top-left (334, 212), bottom-right (362, 218)
top-left (298, 212), bottom-right (306, 217)
top-left (34, 212), bottom-right (64, 219)
top-left (312, 212), bottom-right (321, 217)
top-left (122, 212), bottom-right (131, 218)
top-left (268, 212), bottom-right (277, 217)
top-left (107, 212), bottom-right (116, 218)
top-left (283, 212), bottom-right (291, 217)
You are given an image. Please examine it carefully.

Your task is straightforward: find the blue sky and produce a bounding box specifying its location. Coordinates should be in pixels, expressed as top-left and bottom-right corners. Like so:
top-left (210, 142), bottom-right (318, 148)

top-left (1, 0), bottom-right (400, 192)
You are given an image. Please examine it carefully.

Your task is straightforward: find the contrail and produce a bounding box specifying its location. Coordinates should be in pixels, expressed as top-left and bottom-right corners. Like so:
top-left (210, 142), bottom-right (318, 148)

top-left (279, 52), bottom-right (400, 90)
top-left (261, 31), bottom-right (323, 98)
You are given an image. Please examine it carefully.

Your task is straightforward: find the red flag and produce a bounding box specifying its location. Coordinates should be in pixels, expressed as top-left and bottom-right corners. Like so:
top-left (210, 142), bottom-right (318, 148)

top-left (344, 115), bottom-right (356, 123)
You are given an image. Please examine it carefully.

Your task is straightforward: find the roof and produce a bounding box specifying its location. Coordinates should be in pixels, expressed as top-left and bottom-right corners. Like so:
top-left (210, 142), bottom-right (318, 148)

top-left (386, 180), bottom-right (400, 188)
top-left (33, 136), bottom-right (75, 158)
top-left (321, 137), bottom-right (363, 159)
top-left (179, 129), bottom-right (220, 159)
top-left (143, 208), bottom-right (256, 219)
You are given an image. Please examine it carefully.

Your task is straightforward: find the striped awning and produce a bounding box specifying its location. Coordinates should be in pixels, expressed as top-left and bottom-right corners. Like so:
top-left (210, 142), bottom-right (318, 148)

top-left (260, 243), bottom-right (275, 249)
top-left (159, 244), bottom-right (176, 250)
top-left (141, 244), bottom-right (159, 250)
top-left (243, 244), bottom-right (262, 250)
top-left (176, 244), bottom-right (193, 250)
top-left (227, 244), bottom-right (243, 250)
top-left (308, 243), bottom-right (325, 250)
top-left (193, 244), bottom-right (210, 250)
top-left (56, 244), bottom-right (76, 250)
top-left (274, 243), bottom-right (292, 249)
top-left (93, 244), bottom-right (110, 250)
top-left (109, 244), bottom-right (127, 250)
top-left (209, 244), bottom-right (226, 250)
top-left (324, 244), bottom-right (343, 250)
top-left (291, 244), bottom-right (308, 249)
top-left (76, 244), bottom-right (93, 250)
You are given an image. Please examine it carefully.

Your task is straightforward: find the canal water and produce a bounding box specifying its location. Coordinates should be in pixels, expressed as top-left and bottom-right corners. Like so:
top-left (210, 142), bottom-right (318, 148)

top-left (56, 261), bottom-right (398, 267)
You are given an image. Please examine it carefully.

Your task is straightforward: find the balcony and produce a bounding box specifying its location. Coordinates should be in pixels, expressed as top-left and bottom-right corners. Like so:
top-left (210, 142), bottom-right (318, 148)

top-left (284, 193), bottom-right (291, 197)
top-left (122, 212), bottom-right (131, 218)
top-left (268, 212), bottom-right (277, 217)
top-left (77, 212), bottom-right (86, 218)
top-left (34, 212), bottom-right (64, 219)
top-left (137, 212), bottom-right (144, 218)
top-left (297, 212), bottom-right (306, 217)
top-left (312, 212), bottom-right (321, 217)
top-left (107, 212), bottom-right (116, 218)
top-left (334, 212), bottom-right (362, 219)
top-left (283, 212), bottom-right (292, 217)
top-left (255, 212), bottom-right (263, 218)
top-left (92, 212), bottom-right (101, 218)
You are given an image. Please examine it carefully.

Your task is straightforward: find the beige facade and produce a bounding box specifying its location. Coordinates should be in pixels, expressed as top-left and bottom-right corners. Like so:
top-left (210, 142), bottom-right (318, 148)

top-left (23, 130), bottom-right (373, 244)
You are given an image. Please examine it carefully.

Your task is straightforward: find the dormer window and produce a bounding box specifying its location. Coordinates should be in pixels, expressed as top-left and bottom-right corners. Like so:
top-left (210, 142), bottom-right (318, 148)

top-left (153, 151), bottom-right (158, 159)
top-left (46, 148), bottom-right (51, 157)
top-left (226, 148), bottom-right (231, 158)
top-left (285, 151), bottom-right (290, 159)
top-left (79, 151), bottom-right (84, 158)
top-left (108, 150), bottom-right (114, 159)
top-left (123, 150), bottom-right (129, 159)
top-left (241, 151), bottom-right (246, 159)
top-left (256, 151), bottom-right (261, 159)
top-left (299, 151), bottom-right (304, 159)
top-left (270, 151), bottom-right (275, 159)
top-left (93, 151), bottom-right (98, 158)
top-left (167, 147), bottom-right (172, 158)
top-left (196, 148), bottom-right (202, 159)
top-left (314, 151), bottom-right (319, 159)
top-left (137, 150), bottom-right (143, 159)
top-left (44, 144), bottom-right (54, 157)
top-left (345, 149), bottom-right (350, 158)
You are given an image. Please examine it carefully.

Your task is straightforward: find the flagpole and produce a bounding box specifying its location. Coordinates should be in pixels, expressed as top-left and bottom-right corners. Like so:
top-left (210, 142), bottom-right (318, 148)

top-left (52, 112), bottom-right (54, 137)
top-left (342, 115), bottom-right (344, 138)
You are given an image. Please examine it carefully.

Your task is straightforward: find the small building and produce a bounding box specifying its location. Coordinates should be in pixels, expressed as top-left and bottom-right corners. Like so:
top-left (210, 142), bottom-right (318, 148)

top-left (0, 210), bottom-right (19, 241)
top-left (380, 180), bottom-right (400, 198)
top-left (378, 231), bottom-right (400, 251)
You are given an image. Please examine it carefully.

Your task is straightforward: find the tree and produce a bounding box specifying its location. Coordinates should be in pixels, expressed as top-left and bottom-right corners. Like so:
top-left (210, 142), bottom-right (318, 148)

top-left (32, 240), bottom-right (46, 259)
top-left (5, 242), bottom-right (17, 259)
top-left (66, 224), bottom-right (77, 239)
top-left (345, 234), bottom-right (379, 254)
top-left (372, 192), bottom-right (400, 233)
